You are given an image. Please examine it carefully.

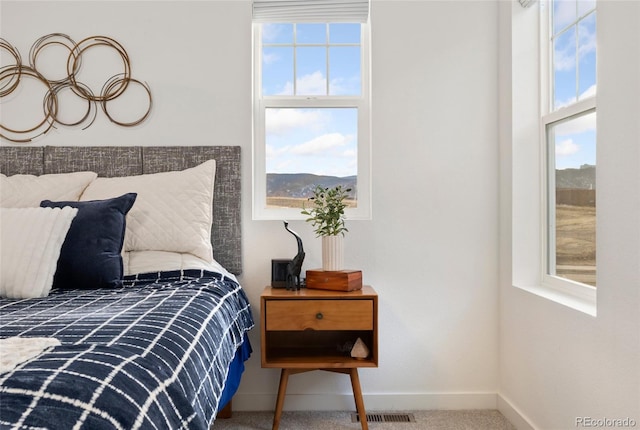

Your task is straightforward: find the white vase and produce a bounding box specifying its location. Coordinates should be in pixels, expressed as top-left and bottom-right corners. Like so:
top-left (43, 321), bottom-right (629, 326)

top-left (322, 235), bottom-right (344, 271)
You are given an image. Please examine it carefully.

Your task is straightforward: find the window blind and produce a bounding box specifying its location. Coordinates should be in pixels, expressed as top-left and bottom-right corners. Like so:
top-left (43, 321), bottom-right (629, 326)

top-left (252, 0), bottom-right (370, 23)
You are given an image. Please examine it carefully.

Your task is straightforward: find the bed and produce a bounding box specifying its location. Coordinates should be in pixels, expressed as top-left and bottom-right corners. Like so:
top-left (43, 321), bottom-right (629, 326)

top-left (0, 146), bottom-right (254, 429)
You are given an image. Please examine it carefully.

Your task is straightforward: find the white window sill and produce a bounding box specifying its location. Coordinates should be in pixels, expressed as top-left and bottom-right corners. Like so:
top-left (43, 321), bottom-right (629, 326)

top-left (513, 282), bottom-right (597, 317)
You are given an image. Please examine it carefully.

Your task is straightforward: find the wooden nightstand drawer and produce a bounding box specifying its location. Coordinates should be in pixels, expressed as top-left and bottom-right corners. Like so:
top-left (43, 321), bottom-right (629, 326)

top-left (266, 299), bottom-right (373, 331)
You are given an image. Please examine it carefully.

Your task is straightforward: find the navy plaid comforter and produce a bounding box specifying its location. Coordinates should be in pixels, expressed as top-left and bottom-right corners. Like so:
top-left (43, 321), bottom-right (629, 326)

top-left (0, 270), bottom-right (254, 430)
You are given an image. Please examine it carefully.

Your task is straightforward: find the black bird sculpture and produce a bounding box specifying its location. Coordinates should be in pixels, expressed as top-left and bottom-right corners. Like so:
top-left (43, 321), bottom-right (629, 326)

top-left (283, 221), bottom-right (305, 290)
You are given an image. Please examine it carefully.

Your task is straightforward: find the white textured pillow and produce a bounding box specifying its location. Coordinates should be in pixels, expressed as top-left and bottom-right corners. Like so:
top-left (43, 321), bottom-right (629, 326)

top-left (80, 160), bottom-right (216, 262)
top-left (0, 172), bottom-right (97, 208)
top-left (0, 207), bottom-right (78, 299)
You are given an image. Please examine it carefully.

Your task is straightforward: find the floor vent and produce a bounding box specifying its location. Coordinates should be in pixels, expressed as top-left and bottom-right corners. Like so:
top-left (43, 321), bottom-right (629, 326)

top-left (351, 412), bottom-right (416, 423)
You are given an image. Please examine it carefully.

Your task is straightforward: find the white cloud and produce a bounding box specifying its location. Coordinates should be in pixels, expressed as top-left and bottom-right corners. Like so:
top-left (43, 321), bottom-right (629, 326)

top-left (266, 108), bottom-right (324, 135)
top-left (554, 44), bottom-right (576, 72)
top-left (276, 72), bottom-right (327, 96)
top-left (342, 148), bottom-right (357, 158)
top-left (291, 133), bottom-right (353, 156)
top-left (329, 75), bottom-right (360, 96)
top-left (578, 29), bottom-right (596, 61)
top-left (555, 98), bottom-right (574, 110)
top-left (580, 84), bottom-right (596, 99)
top-left (263, 52), bottom-right (279, 66)
top-left (266, 144), bottom-right (291, 159)
top-left (276, 71), bottom-right (326, 96)
top-left (555, 84), bottom-right (597, 109)
top-left (262, 23), bottom-right (289, 44)
top-left (296, 71), bottom-right (326, 95)
top-left (267, 134), bottom-right (357, 176)
top-left (265, 144), bottom-right (274, 158)
top-left (277, 82), bottom-right (294, 96)
top-left (274, 158), bottom-right (294, 172)
top-left (556, 138), bottom-right (580, 156)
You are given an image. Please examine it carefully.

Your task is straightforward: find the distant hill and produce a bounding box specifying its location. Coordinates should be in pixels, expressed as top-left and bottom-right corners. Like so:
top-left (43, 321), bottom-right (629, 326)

top-left (556, 165), bottom-right (595, 189)
top-left (267, 173), bottom-right (357, 199)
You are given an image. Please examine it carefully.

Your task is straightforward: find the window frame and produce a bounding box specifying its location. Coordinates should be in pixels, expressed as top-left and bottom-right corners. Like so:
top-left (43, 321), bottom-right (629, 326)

top-left (538, 0), bottom-right (597, 309)
top-left (509, 0), bottom-right (597, 317)
top-left (252, 22), bottom-right (372, 221)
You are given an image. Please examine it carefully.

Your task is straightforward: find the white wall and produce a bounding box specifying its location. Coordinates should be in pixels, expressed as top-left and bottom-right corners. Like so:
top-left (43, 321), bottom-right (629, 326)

top-left (1, 0), bottom-right (501, 412)
top-left (498, 1), bottom-right (640, 429)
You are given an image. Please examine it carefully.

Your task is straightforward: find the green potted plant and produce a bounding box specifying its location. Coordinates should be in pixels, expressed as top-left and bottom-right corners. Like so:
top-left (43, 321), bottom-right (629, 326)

top-left (301, 185), bottom-right (351, 271)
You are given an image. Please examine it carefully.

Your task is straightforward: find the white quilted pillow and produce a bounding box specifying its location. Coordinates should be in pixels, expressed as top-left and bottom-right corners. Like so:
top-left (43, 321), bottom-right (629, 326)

top-left (0, 172), bottom-right (97, 208)
top-left (80, 160), bottom-right (216, 262)
top-left (0, 207), bottom-right (78, 299)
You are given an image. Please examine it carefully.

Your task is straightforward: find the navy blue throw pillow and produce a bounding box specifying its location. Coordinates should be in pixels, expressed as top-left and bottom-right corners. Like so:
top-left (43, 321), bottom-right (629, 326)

top-left (41, 193), bottom-right (137, 289)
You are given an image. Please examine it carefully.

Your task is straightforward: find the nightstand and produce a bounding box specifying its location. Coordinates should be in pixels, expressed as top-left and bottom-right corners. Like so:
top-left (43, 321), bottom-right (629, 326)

top-left (260, 286), bottom-right (378, 430)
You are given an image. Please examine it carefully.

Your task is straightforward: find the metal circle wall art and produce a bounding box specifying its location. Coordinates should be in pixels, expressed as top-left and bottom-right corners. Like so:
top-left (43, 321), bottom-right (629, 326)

top-left (67, 36), bottom-right (131, 102)
top-left (29, 33), bottom-right (81, 85)
top-left (0, 34), bottom-right (153, 143)
top-left (0, 65), bottom-right (58, 143)
top-left (0, 38), bottom-right (23, 98)
top-left (101, 75), bottom-right (152, 127)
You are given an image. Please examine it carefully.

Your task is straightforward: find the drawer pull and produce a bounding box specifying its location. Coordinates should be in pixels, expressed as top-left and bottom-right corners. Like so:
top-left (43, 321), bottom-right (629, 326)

top-left (316, 312), bottom-right (324, 320)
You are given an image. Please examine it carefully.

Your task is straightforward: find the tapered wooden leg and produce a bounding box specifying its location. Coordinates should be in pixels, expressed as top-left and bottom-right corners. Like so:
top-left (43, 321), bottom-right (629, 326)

top-left (349, 368), bottom-right (368, 430)
top-left (272, 369), bottom-right (290, 430)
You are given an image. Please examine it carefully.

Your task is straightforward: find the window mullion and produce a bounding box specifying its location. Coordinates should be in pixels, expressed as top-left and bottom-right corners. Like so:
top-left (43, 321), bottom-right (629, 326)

top-left (326, 23), bottom-right (330, 95)
top-left (574, 25), bottom-right (580, 102)
top-left (575, 0), bottom-right (579, 103)
top-left (293, 24), bottom-right (297, 95)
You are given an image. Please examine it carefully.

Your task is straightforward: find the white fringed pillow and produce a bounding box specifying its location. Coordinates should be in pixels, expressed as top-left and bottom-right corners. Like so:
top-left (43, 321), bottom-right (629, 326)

top-left (80, 160), bottom-right (216, 263)
top-left (0, 207), bottom-right (78, 299)
top-left (0, 172), bottom-right (97, 208)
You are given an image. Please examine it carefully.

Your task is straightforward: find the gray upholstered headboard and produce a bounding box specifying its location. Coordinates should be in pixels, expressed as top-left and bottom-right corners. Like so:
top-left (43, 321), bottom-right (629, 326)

top-left (0, 146), bottom-right (242, 275)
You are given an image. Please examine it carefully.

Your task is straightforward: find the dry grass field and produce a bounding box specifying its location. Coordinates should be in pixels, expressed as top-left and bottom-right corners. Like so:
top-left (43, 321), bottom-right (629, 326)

top-left (266, 197), bottom-right (357, 209)
top-left (555, 204), bottom-right (596, 286)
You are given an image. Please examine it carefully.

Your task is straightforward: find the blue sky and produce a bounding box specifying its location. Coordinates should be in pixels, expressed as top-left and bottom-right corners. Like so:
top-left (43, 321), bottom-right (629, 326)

top-left (552, 0), bottom-right (597, 170)
top-left (262, 23), bottom-right (360, 178)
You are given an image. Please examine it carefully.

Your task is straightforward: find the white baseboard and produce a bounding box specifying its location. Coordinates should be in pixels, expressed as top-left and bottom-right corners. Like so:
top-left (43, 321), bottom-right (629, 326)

top-left (497, 394), bottom-right (537, 430)
top-left (231, 392), bottom-right (499, 412)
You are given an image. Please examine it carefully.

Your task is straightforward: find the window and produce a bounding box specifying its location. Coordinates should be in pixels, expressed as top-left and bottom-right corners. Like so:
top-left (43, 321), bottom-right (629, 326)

top-left (542, 0), bottom-right (597, 289)
top-left (253, 22), bottom-right (371, 220)
top-left (510, 0), bottom-right (597, 315)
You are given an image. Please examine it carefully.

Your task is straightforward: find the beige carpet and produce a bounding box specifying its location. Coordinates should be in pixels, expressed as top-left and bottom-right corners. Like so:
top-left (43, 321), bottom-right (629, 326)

top-left (213, 410), bottom-right (516, 429)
